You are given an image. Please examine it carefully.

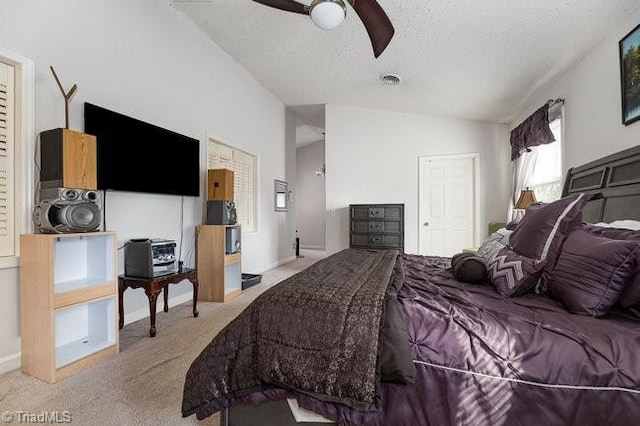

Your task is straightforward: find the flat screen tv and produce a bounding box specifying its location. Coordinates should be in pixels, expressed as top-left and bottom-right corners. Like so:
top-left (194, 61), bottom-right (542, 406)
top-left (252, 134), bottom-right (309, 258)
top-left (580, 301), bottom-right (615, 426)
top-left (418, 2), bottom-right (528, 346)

top-left (84, 102), bottom-right (200, 197)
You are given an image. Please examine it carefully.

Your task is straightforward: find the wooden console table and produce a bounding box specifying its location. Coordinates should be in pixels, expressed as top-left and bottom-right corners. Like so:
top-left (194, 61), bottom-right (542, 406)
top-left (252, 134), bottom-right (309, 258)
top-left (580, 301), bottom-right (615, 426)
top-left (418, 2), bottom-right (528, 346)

top-left (118, 268), bottom-right (199, 337)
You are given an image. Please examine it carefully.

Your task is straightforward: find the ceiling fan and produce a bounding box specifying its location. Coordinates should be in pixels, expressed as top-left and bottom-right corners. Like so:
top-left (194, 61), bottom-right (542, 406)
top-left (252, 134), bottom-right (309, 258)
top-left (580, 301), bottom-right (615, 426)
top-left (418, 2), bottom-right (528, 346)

top-left (252, 0), bottom-right (395, 58)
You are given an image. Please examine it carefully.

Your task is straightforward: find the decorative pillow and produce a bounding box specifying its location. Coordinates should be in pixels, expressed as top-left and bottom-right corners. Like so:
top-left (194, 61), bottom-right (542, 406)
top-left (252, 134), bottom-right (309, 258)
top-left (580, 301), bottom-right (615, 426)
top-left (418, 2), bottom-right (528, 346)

top-left (486, 246), bottom-right (545, 297)
top-left (582, 223), bottom-right (640, 318)
top-left (477, 228), bottom-right (512, 264)
top-left (547, 228), bottom-right (640, 317)
top-left (450, 252), bottom-right (486, 284)
top-left (509, 193), bottom-right (599, 286)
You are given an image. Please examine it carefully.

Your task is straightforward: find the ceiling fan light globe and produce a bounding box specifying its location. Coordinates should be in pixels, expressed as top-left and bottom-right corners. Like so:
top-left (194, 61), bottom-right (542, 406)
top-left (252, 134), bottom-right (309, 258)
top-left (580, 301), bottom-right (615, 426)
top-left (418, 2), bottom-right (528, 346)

top-left (310, 0), bottom-right (347, 31)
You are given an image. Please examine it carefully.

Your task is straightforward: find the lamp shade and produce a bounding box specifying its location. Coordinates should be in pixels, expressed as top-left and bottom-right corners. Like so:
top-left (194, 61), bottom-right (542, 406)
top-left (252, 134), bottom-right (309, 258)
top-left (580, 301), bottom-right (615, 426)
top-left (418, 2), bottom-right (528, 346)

top-left (310, 0), bottom-right (347, 30)
top-left (515, 188), bottom-right (537, 210)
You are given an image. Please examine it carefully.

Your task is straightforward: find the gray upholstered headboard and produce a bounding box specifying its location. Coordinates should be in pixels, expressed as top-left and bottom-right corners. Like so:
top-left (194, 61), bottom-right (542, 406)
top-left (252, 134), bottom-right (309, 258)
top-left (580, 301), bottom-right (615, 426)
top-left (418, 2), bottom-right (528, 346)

top-left (561, 144), bottom-right (640, 223)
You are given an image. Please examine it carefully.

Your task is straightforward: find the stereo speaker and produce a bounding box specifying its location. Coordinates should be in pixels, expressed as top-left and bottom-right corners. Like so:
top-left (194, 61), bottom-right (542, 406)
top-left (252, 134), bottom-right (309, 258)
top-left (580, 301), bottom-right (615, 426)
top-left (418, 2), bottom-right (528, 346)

top-left (40, 128), bottom-right (97, 190)
top-left (33, 188), bottom-right (101, 234)
top-left (207, 169), bottom-right (234, 201)
top-left (206, 200), bottom-right (237, 225)
top-left (225, 226), bottom-right (241, 254)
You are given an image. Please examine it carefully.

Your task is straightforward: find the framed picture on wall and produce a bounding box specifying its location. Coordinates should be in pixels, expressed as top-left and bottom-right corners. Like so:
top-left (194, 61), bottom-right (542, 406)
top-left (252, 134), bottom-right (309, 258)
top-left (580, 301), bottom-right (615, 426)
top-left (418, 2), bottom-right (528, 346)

top-left (620, 23), bottom-right (640, 125)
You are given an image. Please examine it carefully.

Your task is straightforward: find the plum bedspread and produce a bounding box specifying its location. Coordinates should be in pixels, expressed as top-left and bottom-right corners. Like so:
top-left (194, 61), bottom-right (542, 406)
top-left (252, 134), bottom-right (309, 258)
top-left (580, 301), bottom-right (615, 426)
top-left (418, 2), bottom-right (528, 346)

top-left (183, 251), bottom-right (640, 425)
top-left (182, 248), bottom-right (413, 420)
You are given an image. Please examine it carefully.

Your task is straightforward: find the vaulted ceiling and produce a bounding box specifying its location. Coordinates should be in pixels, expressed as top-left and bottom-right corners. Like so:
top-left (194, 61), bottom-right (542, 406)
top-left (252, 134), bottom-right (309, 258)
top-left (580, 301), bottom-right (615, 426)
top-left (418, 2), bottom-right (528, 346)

top-left (171, 0), bottom-right (640, 126)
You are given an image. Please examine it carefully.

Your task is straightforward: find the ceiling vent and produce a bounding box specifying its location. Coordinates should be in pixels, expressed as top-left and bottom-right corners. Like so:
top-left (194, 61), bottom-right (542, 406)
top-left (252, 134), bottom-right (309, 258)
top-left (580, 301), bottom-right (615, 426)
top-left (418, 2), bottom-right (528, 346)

top-left (380, 73), bottom-right (401, 86)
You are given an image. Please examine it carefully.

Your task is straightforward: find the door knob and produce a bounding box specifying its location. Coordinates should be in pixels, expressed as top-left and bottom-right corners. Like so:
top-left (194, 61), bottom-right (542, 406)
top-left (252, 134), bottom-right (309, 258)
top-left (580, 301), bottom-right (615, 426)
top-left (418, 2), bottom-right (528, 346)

top-left (423, 221), bottom-right (429, 227)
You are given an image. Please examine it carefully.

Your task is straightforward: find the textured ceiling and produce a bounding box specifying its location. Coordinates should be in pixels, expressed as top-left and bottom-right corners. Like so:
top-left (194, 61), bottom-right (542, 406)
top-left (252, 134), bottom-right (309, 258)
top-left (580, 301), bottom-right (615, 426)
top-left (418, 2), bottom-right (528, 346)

top-left (171, 0), bottom-right (640, 125)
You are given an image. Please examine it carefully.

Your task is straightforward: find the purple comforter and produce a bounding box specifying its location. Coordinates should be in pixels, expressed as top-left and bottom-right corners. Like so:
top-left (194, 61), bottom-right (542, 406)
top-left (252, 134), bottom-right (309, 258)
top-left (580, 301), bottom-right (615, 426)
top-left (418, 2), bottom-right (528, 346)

top-left (195, 253), bottom-right (640, 425)
top-left (298, 254), bottom-right (640, 425)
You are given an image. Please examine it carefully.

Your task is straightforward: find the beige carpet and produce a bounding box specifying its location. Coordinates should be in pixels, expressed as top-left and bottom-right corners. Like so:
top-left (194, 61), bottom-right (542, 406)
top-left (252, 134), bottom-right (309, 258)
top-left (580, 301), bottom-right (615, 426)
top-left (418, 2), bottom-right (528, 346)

top-left (0, 250), bottom-right (326, 426)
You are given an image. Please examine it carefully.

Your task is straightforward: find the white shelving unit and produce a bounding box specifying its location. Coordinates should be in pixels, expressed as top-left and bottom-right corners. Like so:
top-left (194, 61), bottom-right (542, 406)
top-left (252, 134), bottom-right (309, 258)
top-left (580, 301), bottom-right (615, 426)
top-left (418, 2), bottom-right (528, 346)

top-left (20, 232), bottom-right (119, 383)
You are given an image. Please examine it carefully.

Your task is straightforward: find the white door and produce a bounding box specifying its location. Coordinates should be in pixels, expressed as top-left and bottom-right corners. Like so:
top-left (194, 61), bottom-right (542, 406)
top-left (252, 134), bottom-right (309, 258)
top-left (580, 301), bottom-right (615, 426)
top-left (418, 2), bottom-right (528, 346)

top-left (419, 155), bottom-right (476, 257)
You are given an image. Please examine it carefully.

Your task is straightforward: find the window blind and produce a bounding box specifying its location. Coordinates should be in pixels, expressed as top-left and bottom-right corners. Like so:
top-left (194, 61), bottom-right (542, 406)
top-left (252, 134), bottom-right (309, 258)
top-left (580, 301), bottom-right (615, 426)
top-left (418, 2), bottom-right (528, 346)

top-left (0, 62), bottom-right (15, 255)
top-left (207, 139), bottom-right (257, 233)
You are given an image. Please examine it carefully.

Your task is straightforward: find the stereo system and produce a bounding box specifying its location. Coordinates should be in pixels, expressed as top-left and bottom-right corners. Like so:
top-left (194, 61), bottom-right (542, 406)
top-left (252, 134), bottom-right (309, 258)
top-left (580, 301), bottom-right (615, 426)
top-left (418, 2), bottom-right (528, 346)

top-left (33, 188), bottom-right (102, 234)
top-left (34, 128), bottom-right (102, 234)
top-left (124, 238), bottom-right (178, 278)
top-left (206, 200), bottom-right (237, 225)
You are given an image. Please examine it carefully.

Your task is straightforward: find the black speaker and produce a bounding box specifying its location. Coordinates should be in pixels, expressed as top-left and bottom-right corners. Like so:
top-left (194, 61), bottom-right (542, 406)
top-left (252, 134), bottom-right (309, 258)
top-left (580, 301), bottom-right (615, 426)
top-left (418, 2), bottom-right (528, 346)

top-left (225, 226), bottom-right (241, 254)
top-left (33, 188), bottom-right (102, 234)
top-left (206, 201), bottom-right (237, 225)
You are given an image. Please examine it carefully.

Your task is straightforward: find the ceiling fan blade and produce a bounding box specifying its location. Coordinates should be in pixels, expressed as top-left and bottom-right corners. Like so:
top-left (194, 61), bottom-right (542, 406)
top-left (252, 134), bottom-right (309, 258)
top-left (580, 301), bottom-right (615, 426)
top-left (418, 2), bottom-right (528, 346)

top-left (349, 0), bottom-right (395, 58)
top-left (252, 0), bottom-right (309, 15)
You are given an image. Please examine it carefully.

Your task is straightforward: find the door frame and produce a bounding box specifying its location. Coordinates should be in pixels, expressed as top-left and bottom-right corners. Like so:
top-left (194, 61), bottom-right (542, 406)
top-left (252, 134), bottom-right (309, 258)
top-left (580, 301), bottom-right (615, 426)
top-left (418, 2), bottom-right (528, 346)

top-left (418, 152), bottom-right (481, 254)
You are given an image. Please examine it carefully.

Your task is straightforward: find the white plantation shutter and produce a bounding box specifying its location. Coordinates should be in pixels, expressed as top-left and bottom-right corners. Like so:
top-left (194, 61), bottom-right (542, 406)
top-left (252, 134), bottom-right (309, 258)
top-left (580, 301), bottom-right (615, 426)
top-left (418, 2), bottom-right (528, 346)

top-left (208, 139), bottom-right (257, 233)
top-left (0, 62), bottom-right (15, 256)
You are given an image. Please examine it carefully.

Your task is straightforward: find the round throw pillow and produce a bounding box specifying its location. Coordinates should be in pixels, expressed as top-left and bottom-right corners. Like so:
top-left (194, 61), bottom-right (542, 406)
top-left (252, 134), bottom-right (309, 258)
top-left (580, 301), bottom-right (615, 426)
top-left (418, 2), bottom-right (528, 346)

top-left (450, 252), bottom-right (487, 284)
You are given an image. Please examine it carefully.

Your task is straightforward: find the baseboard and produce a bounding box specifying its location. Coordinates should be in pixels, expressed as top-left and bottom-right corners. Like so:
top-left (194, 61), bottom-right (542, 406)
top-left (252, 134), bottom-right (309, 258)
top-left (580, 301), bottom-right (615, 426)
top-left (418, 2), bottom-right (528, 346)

top-left (300, 245), bottom-right (325, 250)
top-left (123, 292), bottom-right (194, 326)
top-left (252, 256), bottom-right (297, 275)
top-left (0, 351), bottom-right (21, 374)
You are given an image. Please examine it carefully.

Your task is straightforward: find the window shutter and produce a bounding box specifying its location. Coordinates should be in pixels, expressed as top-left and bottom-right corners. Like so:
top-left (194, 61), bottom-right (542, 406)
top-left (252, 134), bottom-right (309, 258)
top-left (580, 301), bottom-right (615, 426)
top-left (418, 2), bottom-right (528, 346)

top-left (207, 139), bottom-right (257, 233)
top-left (0, 62), bottom-right (15, 256)
top-left (232, 149), bottom-right (255, 232)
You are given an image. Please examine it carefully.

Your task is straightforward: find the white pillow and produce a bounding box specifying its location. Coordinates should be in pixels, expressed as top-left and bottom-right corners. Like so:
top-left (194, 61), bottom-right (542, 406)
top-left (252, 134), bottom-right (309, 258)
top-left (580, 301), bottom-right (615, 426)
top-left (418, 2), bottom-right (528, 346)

top-left (593, 220), bottom-right (640, 231)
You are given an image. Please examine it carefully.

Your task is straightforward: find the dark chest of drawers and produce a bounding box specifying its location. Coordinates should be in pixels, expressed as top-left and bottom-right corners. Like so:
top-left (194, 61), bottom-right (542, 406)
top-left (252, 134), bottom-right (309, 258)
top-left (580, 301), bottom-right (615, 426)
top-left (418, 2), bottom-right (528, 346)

top-left (349, 204), bottom-right (404, 251)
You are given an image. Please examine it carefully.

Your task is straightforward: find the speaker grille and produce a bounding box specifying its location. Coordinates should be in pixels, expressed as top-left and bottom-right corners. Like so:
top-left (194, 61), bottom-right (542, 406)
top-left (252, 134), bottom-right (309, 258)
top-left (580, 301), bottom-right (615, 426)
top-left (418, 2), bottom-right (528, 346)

top-left (34, 199), bottom-right (101, 233)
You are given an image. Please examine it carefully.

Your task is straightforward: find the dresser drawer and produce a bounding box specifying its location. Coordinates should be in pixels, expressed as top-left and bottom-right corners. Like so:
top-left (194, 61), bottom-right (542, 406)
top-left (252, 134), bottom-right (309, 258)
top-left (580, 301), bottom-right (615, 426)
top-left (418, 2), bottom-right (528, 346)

top-left (351, 205), bottom-right (403, 221)
top-left (351, 234), bottom-right (402, 248)
top-left (352, 221), bottom-right (401, 234)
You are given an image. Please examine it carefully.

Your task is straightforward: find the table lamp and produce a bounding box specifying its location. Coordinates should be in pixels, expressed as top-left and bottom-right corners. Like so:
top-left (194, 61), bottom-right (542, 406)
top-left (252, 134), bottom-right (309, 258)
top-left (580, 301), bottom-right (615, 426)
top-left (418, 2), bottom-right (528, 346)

top-left (513, 188), bottom-right (537, 221)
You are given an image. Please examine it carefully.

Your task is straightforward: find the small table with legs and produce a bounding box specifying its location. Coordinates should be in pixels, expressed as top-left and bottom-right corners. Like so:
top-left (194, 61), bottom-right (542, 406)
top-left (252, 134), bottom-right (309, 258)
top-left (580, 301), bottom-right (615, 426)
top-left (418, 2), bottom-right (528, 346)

top-left (118, 268), bottom-right (199, 337)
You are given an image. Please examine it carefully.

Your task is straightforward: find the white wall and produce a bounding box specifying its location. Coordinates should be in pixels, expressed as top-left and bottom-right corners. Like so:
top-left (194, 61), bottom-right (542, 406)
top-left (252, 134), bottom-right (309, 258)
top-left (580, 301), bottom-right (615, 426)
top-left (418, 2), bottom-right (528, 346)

top-left (0, 0), bottom-right (294, 369)
top-left (296, 140), bottom-right (326, 249)
top-left (325, 104), bottom-right (511, 255)
top-left (511, 8), bottom-right (640, 170)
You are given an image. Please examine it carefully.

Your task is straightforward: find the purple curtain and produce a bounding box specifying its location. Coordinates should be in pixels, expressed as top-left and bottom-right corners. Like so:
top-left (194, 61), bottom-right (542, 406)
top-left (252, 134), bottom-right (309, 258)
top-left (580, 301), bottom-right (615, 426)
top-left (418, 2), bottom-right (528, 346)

top-left (510, 105), bottom-right (556, 160)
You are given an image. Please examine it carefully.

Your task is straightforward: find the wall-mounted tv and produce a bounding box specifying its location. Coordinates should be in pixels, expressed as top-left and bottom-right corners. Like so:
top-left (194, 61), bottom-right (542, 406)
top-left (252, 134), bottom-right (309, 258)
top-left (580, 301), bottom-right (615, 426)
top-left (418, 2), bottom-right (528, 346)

top-left (84, 102), bottom-right (200, 197)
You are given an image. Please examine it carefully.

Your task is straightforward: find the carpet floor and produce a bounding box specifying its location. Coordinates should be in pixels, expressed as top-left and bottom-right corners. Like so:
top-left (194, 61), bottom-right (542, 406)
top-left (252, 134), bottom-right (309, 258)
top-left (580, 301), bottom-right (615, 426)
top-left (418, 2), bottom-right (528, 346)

top-left (0, 250), bottom-right (326, 426)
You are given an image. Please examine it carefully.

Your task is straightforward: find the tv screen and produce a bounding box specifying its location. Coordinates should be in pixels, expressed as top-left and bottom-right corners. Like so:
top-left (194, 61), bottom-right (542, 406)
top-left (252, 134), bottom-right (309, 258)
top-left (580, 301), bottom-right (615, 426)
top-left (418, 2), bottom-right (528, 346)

top-left (84, 102), bottom-right (200, 197)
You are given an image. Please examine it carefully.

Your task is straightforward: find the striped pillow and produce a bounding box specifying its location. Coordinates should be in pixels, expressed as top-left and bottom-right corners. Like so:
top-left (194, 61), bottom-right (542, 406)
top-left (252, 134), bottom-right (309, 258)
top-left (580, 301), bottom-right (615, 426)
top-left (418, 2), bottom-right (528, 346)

top-left (487, 247), bottom-right (545, 297)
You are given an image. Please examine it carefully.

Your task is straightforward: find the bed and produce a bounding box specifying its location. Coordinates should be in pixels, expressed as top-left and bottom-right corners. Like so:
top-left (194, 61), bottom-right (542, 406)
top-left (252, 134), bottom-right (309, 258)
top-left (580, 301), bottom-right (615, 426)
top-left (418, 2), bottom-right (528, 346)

top-left (181, 145), bottom-right (640, 426)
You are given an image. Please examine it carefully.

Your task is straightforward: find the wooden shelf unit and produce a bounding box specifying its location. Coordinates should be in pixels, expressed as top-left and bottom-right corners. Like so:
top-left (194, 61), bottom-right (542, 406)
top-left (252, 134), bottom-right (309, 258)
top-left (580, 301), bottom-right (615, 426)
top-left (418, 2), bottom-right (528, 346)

top-left (19, 232), bottom-right (118, 383)
top-left (197, 225), bottom-right (242, 302)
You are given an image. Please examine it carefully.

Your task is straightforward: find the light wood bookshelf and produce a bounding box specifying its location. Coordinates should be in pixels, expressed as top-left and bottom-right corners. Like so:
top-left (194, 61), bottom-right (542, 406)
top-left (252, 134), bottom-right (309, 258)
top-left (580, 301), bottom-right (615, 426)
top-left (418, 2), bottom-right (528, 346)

top-left (19, 232), bottom-right (118, 383)
top-left (196, 225), bottom-right (242, 302)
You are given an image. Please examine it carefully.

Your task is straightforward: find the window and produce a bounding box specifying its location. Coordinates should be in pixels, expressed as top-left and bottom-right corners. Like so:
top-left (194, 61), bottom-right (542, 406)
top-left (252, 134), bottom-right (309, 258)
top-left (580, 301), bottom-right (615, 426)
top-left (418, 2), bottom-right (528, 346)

top-left (525, 109), bottom-right (563, 203)
top-left (0, 61), bottom-right (15, 261)
top-left (207, 138), bottom-right (257, 233)
top-left (0, 49), bottom-right (35, 269)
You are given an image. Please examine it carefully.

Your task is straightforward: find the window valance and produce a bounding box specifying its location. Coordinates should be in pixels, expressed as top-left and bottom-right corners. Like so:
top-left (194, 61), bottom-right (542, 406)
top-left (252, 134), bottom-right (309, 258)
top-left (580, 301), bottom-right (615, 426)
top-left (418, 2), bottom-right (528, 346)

top-left (510, 104), bottom-right (556, 160)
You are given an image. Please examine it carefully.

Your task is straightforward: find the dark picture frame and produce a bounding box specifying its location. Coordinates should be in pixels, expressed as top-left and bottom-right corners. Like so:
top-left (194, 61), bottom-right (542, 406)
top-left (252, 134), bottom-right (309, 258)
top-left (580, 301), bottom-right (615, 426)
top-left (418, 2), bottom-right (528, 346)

top-left (620, 23), bottom-right (640, 125)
